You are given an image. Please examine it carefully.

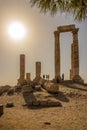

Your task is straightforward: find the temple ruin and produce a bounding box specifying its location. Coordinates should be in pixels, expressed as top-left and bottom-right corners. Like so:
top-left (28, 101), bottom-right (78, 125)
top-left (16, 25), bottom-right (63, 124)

top-left (54, 24), bottom-right (83, 83)
top-left (18, 54), bottom-right (26, 85)
top-left (17, 24), bottom-right (83, 86)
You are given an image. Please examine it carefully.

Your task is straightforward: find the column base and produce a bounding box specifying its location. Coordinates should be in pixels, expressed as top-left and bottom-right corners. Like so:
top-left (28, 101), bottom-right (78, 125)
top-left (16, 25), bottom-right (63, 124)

top-left (72, 75), bottom-right (84, 84)
top-left (53, 76), bottom-right (62, 83)
top-left (17, 78), bottom-right (27, 86)
top-left (26, 79), bottom-right (31, 84)
top-left (33, 76), bottom-right (42, 83)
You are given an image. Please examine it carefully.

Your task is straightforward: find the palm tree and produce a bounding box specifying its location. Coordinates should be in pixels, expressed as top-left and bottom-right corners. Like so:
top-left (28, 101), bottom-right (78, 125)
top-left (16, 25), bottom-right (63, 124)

top-left (29, 0), bottom-right (87, 21)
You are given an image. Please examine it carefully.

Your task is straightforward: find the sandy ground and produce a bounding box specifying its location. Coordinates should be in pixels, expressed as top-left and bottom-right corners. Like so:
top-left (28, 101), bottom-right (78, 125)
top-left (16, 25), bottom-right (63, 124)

top-left (0, 84), bottom-right (87, 130)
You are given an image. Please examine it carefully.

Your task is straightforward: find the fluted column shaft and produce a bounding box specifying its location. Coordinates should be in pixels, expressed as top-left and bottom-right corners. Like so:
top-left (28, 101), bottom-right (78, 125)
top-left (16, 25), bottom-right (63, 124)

top-left (20, 54), bottom-right (25, 79)
top-left (54, 31), bottom-right (61, 79)
top-left (72, 28), bottom-right (79, 76)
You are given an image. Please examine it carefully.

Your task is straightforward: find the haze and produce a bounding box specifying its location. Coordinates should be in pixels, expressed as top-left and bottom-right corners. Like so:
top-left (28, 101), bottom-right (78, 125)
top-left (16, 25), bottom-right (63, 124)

top-left (0, 0), bottom-right (87, 85)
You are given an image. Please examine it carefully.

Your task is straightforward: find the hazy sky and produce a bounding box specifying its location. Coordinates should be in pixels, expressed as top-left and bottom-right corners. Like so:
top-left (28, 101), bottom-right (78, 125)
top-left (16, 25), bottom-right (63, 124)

top-left (0, 0), bottom-right (87, 85)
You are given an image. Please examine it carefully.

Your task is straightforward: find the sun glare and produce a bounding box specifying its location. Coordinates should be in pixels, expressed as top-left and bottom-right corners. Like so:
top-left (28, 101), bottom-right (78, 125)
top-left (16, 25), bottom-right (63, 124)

top-left (7, 21), bottom-right (27, 41)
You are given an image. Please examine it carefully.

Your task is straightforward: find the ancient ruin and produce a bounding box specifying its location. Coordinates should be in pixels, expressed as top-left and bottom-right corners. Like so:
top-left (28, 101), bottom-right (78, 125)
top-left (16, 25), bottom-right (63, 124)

top-left (34, 62), bottom-right (41, 82)
top-left (17, 24), bottom-right (83, 86)
top-left (54, 24), bottom-right (83, 83)
top-left (18, 54), bottom-right (26, 85)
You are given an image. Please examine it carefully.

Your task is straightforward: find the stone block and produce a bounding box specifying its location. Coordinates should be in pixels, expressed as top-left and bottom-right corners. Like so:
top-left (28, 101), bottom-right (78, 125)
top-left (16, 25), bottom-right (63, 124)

top-left (40, 100), bottom-right (48, 107)
top-left (47, 101), bottom-right (62, 107)
top-left (58, 24), bottom-right (75, 32)
top-left (27, 101), bottom-right (33, 106)
top-left (32, 101), bottom-right (40, 106)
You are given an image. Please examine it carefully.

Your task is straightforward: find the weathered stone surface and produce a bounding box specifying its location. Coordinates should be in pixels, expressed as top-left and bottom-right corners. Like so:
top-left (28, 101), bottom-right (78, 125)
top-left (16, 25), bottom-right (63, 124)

top-left (44, 81), bottom-right (59, 93)
top-left (54, 31), bottom-right (61, 81)
top-left (7, 88), bottom-right (14, 95)
top-left (34, 85), bottom-right (41, 91)
top-left (26, 73), bottom-right (31, 84)
top-left (32, 101), bottom-right (40, 106)
top-left (54, 25), bottom-right (83, 83)
top-left (34, 62), bottom-right (42, 82)
top-left (22, 85), bottom-right (33, 93)
top-left (72, 75), bottom-right (84, 83)
top-left (0, 85), bottom-right (11, 95)
top-left (18, 54), bottom-right (26, 86)
top-left (47, 101), bottom-right (62, 107)
top-left (58, 24), bottom-right (75, 32)
top-left (40, 100), bottom-right (48, 107)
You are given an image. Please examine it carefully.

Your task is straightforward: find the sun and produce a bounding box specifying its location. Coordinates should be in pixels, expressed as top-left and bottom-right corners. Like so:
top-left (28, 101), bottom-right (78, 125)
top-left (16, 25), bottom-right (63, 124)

top-left (7, 21), bottom-right (27, 41)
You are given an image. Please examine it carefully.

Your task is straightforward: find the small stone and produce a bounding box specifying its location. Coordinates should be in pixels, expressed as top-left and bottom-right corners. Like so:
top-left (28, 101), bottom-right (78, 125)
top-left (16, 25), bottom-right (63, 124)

top-left (6, 102), bottom-right (14, 108)
top-left (44, 122), bottom-right (51, 125)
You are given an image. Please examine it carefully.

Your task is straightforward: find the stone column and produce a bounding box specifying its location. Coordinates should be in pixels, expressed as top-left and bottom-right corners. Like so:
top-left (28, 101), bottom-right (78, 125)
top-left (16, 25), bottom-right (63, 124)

top-left (26, 73), bottom-right (31, 84)
top-left (20, 54), bottom-right (25, 78)
top-left (72, 28), bottom-right (79, 76)
top-left (72, 28), bottom-right (83, 83)
top-left (70, 43), bottom-right (74, 79)
top-left (18, 54), bottom-right (26, 85)
top-left (34, 61), bottom-right (41, 82)
top-left (54, 31), bottom-right (61, 81)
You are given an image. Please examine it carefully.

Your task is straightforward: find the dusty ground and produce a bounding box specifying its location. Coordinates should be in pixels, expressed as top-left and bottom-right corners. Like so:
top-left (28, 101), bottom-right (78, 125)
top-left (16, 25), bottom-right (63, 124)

top-left (0, 83), bottom-right (87, 130)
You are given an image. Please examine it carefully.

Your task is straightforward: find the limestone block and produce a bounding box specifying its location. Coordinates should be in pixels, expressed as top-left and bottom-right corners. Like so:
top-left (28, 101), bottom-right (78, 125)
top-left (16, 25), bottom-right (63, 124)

top-left (22, 85), bottom-right (33, 93)
top-left (40, 100), bottom-right (48, 107)
top-left (47, 101), bottom-right (62, 107)
top-left (44, 81), bottom-right (59, 93)
top-left (32, 101), bottom-right (40, 106)
top-left (58, 24), bottom-right (75, 32)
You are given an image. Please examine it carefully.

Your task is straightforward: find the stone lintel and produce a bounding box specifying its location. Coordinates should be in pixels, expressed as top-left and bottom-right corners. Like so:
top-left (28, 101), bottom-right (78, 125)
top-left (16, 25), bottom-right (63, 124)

top-left (57, 24), bottom-right (75, 32)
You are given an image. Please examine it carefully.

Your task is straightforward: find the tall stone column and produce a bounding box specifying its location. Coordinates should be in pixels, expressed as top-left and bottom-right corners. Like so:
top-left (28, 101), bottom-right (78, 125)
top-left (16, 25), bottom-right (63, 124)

top-left (34, 61), bottom-right (41, 82)
top-left (18, 54), bottom-right (26, 85)
top-left (70, 43), bottom-right (74, 79)
top-left (72, 28), bottom-right (83, 83)
top-left (20, 54), bottom-right (25, 78)
top-left (72, 28), bottom-right (79, 76)
top-left (54, 31), bottom-right (61, 81)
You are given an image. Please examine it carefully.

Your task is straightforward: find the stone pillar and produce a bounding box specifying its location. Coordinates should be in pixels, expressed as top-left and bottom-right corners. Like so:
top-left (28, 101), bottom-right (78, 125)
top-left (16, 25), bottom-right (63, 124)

top-left (54, 31), bottom-right (61, 81)
top-left (34, 61), bottom-right (41, 82)
top-left (18, 54), bottom-right (26, 85)
top-left (72, 28), bottom-right (79, 75)
top-left (70, 43), bottom-right (74, 79)
top-left (26, 73), bottom-right (31, 84)
top-left (72, 29), bottom-right (83, 83)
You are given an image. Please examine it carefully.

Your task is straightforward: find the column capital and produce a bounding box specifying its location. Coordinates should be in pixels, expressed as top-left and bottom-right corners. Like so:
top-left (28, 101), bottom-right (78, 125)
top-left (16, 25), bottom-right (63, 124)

top-left (72, 28), bottom-right (79, 35)
top-left (54, 31), bottom-right (60, 37)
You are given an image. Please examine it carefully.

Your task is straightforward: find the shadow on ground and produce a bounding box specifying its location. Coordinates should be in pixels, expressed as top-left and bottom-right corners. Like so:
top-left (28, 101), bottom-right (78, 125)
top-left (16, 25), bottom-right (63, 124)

top-left (50, 92), bottom-right (69, 102)
top-left (60, 83), bottom-right (87, 92)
